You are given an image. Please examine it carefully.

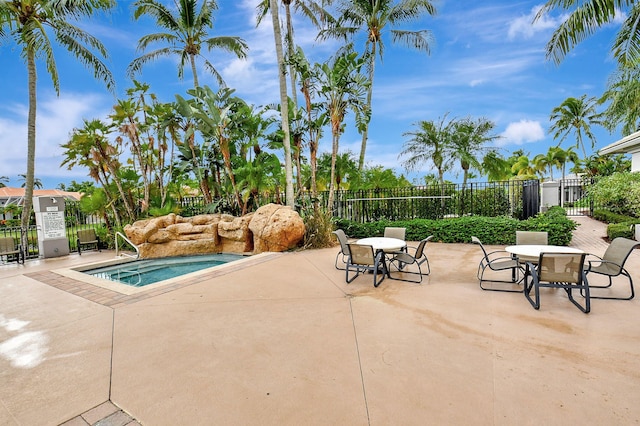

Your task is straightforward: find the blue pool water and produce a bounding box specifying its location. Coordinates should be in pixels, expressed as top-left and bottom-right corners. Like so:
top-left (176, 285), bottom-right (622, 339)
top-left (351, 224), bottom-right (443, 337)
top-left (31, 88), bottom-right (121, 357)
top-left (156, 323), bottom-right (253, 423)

top-left (85, 253), bottom-right (246, 287)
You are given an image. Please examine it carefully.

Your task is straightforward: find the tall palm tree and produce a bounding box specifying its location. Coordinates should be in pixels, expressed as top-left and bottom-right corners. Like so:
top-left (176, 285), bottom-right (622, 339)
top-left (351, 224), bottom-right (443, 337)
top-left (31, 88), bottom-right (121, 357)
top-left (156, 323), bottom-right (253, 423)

top-left (314, 50), bottom-right (370, 209)
top-left (536, 0), bottom-right (640, 67)
top-left (268, 0), bottom-right (295, 207)
top-left (400, 116), bottom-right (454, 187)
top-left (549, 95), bottom-right (603, 157)
top-left (256, 0), bottom-right (332, 111)
top-left (128, 0), bottom-right (248, 88)
top-left (321, 0), bottom-right (437, 171)
top-left (0, 176), bottom-right (8, 188)
top-left (0, 0), bottom-right (115, 245)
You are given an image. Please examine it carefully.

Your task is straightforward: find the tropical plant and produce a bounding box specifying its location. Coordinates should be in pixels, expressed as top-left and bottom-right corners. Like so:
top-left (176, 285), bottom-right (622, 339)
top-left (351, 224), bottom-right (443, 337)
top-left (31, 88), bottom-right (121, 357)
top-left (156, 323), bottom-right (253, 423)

top-left (61, 118), bottom-right (133, 226)
top-left (268, 0), bottom-right (295, 207)
top-left (582, 153), bottom-right (631, 177)
top-left (589, 172), bottom-right (640, 217)
top-left (481, 150), bottom-right (513, 182)
top-left (536, 0), bottom-right (640, 67)
top-left (549, 95), bottom-right (603, 157)
top-left (0, 176), bottom-right (8, 188)
top-left (400, 115), bottom-right (454, 187)
top-left (599, 64), bottom-right (640, 135)
top-left (128, 0), bottom-right (248, 88)
top-left (0, 0), bottom-right (115, 245)
top-left (449, 117), bottom-right (498, 187)
top-left (18, 174), bottom-right (42, 189)
top-left (321, 0), bottom-right (437, 171)
top-left (314, 50), bottom-right (370, 209)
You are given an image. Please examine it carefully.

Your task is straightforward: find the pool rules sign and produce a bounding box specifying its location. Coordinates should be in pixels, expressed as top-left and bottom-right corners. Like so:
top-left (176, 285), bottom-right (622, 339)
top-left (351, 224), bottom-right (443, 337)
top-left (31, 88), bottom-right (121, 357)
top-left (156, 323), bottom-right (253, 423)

top-left (33, 196), bottom-right (70, 258)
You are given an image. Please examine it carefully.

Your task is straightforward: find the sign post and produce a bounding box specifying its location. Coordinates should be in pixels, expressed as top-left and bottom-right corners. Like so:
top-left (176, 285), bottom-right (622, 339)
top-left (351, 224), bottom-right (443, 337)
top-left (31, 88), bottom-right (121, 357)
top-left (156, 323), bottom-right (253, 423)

top-left (33, 196), bottom-right (70, 258)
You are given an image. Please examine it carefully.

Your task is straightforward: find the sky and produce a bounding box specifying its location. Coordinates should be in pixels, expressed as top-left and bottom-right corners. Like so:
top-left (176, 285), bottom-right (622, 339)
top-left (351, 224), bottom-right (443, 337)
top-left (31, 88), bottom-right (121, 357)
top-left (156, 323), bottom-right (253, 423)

top-left (0, 0), bottom-right (627, 189)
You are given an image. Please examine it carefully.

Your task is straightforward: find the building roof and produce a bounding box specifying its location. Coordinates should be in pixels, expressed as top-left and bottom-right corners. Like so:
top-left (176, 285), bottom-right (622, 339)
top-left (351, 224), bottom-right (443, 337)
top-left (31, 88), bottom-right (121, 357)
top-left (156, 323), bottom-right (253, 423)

top-left (599, 130), bottom-right (640, 155)
top-left (0, 187), bottom-right (82, 205)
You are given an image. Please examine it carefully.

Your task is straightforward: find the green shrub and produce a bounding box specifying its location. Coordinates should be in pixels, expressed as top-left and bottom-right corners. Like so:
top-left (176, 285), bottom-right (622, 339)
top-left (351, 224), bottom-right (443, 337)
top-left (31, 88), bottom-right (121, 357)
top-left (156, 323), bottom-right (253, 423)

top-left (607, 222), bottom-right (636, 240)
top-left (589, 172), bottom-right (640, 218)
top-left (593, 209), bottom-right (637, 224)
top-left (334, 208), bottom-right (577, 246)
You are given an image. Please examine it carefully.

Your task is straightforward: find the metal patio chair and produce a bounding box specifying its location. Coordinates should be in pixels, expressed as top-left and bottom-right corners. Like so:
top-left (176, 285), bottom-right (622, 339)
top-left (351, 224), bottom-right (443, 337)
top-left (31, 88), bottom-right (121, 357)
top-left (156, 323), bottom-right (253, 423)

top-left (472, 236), bottom-right (522, 292)
top-left (332, 229), bottom-right (351, 270)
top-left (0, 236), bottom-right (23, 264)
top-left (583, 237), bottom-right (640, 300)
top-left (77, 229), bottom-right (101, 255)
top-left (515, 230), bottom-right (548, 264)
top-left (524, 252), bottom-right (590, 313)
top-left (387, 236), bottom-right (433, 283)
top-left (345, 243), bottom-right (387, 287)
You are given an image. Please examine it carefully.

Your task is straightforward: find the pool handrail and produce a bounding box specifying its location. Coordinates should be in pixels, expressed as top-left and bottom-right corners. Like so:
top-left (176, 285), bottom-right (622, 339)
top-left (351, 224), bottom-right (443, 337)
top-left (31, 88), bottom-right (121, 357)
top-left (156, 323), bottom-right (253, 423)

top-left (115, 231), bottom-right (140, 259)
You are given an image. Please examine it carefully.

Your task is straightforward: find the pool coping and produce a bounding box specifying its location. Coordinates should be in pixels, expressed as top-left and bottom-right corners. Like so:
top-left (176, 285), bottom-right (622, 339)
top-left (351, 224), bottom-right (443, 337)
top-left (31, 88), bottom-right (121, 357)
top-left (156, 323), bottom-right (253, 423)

top-left (25, 251), bottom-right (283, 307)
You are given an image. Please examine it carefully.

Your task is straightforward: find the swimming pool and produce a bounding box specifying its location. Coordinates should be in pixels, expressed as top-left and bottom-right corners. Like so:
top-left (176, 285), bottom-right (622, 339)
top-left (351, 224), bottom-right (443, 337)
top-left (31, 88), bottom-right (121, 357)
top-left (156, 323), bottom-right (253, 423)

top-left (83, 253), bottom-right (246, 287)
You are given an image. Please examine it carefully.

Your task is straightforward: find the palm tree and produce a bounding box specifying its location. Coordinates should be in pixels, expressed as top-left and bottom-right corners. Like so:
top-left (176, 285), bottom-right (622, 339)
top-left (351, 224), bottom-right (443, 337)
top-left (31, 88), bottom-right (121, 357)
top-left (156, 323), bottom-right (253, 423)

top-left (322, 0), bottom-right (437, 171)
top-left (314, 50), bottom-right (370, 209)
top-left (18, 174), bottom-right (42, 189)
top-left (256, 0), bottom-right (332, 111)
top-left (0, 0), bottom-right (115, 246)
top-left (449, 117), bottom-right (498, 188)
top-left (128, 0), bottom-right (248, 88)
top-left (510, 155), bottom-right (538, 179)
top-left (481, 151), bottom-right (512, 182)
top-left (549, 95), bottom-right (603, 157)
top-left (536, 0), bottom-right (640, 67)
top-left (600, 64), bottom-right (640, 135)
top-left (0, 176), bottom-right (8, 188)
top-left (400, 116), bottom-right (454, 187)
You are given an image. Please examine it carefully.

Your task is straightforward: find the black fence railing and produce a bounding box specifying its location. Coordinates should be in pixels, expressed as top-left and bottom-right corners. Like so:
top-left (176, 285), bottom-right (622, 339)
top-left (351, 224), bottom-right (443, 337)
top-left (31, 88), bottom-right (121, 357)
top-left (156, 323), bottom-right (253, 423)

top-left (316, 180), bottom-right (538, 222)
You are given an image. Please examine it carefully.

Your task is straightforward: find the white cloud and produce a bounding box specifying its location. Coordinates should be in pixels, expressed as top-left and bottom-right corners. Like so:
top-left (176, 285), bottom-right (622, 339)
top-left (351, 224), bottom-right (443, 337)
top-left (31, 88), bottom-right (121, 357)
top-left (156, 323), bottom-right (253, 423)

top-left (499, 120), bottom-right (545, 146)
top-left (0, 92), bottom-right (111, 184)
top-left (508, 5), bottom-right (565, 40)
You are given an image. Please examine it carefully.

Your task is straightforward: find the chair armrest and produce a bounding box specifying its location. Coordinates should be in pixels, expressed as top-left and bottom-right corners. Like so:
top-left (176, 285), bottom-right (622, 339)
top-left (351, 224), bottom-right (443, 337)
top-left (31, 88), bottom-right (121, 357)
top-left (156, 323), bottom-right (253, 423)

top-left (586, 258), bottom-right (621, 272)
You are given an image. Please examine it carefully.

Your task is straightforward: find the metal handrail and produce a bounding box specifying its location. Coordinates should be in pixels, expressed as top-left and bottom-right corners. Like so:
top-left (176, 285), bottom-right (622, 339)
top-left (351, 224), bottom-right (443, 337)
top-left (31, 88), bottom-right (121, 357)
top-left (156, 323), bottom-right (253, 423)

top-left (115, 231), bottom-right (139, 259)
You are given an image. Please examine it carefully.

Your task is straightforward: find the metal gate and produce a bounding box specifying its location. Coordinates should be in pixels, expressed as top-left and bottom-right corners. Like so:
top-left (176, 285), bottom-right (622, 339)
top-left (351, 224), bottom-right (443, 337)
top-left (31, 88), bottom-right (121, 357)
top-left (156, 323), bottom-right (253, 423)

top-left (521, 180), bottom-right (540, 219)
top-left (560, 178), bottom-right (594, 216)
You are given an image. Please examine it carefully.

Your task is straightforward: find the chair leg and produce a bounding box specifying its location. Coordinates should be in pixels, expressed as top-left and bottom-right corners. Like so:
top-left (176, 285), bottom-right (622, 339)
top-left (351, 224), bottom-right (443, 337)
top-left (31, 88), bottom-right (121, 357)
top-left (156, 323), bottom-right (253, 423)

top-left (583, 272), bottom-right (635, 300)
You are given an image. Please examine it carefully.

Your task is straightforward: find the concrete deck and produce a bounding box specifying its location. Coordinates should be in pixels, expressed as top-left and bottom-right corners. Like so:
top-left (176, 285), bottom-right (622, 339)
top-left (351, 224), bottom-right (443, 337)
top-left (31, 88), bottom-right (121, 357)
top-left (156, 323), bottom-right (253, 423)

top-left (1, 216), bottom-right (639, 425)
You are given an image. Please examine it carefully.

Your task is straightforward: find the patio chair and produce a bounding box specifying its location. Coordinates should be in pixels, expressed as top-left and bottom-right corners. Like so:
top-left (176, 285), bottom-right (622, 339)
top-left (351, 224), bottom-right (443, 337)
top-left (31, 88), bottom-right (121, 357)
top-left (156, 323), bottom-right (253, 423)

top-left (333, 229), bottom-right (351, 270)
top-left (77, 229), bottom-right (100, 255)
top-left (0, 236), bottom-right (23, 264)
top-left (384, 227), bottom-right (406, 241)
top-left (345, 243), bottom-right (387, 287)
top-left (583, 237), bottom-right (640, 300)
top-left (387, 236), bottom-right (433, 283)
top-left (472, 236), bottom-right (522, 292)
top-left (524, 252), bottom-right (590, 313)
top-left (515, 231), bottom-right (548, 264)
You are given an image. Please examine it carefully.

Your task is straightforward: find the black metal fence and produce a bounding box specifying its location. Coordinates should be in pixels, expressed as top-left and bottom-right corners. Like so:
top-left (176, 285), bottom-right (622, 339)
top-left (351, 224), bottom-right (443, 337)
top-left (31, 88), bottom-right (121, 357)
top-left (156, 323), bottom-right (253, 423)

top-left (557, 177), bottom-right (596, 216)
top-left (318, 180), bottom-right (538, 222)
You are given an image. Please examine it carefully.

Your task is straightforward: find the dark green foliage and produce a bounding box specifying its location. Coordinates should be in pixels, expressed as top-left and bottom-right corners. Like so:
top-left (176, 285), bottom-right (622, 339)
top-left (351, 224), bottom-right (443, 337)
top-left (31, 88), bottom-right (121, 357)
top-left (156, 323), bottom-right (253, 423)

top-left (593, 209), bottom-right (637, 224)
top-left (335, 208), bottom-right (577, 246)
top-left (607, 223), bottom-right (636, 240)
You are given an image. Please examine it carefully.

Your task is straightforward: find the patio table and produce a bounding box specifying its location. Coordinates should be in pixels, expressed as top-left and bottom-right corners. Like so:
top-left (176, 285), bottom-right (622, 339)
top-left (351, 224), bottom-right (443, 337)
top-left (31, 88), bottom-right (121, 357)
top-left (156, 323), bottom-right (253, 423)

top-left (505, 244), bottom-right (585, 283)
top-left (355, 237), bottom-right (407, 277)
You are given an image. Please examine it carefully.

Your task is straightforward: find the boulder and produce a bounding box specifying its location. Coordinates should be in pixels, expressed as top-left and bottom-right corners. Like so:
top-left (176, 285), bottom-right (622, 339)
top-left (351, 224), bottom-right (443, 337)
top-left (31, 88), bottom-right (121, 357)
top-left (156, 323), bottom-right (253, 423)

top-left (249, 204), bottom-right (305, 253)
top-left (123, 205), bottom-right (305, 258)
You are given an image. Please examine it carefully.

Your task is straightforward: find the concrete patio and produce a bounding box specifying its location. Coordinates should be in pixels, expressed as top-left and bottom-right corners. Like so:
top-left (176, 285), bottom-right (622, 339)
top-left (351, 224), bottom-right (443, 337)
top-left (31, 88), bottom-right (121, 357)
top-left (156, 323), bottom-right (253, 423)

top-left (0, 216), bottom-right (639, 425)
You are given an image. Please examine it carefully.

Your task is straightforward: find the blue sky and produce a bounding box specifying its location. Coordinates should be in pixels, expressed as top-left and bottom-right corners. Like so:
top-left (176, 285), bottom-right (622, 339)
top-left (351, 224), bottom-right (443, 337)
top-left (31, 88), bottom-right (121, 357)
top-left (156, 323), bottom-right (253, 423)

top-left (0, 0), bottom-right (626, 189)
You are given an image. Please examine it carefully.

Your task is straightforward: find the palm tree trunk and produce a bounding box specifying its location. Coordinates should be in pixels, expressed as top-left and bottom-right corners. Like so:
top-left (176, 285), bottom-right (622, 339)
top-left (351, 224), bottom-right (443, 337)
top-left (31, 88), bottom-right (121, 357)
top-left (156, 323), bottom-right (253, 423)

top-left (358, 47), bottom-right (376, 171)
top-left (284, 2), bottom-right (298, 109)
top-left (270, 0), bottom-right (294, 207)
top-left (21, 49), bottom-right (37, 254)
top-left (190, 53), bottom-right (199, 88)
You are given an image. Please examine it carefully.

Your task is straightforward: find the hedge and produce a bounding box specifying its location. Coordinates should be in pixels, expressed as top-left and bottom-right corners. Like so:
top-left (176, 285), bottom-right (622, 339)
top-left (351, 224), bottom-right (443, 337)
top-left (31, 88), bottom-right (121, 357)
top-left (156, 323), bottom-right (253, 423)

top-left (335, 206), bottom-right (577, 246)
